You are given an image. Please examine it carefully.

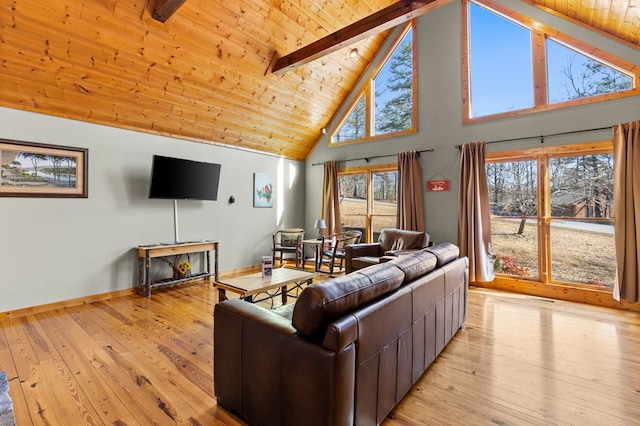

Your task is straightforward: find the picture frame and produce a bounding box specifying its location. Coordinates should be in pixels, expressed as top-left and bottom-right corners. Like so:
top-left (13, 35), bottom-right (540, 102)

top-left (253, 172), bottom-right (273, 208)
top-left (0, 139), bottom-right (88, 198)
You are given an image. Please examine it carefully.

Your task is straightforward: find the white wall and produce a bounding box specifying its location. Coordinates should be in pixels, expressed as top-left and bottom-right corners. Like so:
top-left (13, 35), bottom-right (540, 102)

top-left (0, 107), bottom-right (305, 312)
top-left (305, 0), bottom-right (640, 245)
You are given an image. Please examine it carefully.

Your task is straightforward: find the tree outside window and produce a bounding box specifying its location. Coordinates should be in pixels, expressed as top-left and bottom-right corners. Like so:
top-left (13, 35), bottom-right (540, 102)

top-left (332, 23), bottom-right (416, 144)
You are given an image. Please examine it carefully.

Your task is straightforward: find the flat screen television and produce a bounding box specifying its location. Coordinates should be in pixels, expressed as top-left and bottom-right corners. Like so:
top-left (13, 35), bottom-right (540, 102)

top-left (149, 155), bottom-right (221, 201)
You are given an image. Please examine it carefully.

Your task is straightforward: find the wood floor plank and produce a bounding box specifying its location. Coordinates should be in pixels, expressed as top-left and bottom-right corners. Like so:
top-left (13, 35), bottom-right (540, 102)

top-left (5, 315), bottom-right (103, 425)
top-left (70, 301), bottom-right (216, 423)
top-left (0, 282), bottom-right (639, 425)
top-left (36, 310), bottom-right (155, 424)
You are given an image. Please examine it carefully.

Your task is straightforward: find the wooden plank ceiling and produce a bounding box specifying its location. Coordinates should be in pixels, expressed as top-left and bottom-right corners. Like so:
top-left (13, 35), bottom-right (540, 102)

top-left (1, 0), bottom-right (639, 161)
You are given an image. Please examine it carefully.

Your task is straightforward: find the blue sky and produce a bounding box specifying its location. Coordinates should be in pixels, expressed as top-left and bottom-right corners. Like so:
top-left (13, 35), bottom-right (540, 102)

top-left (469, 3), bottom-right (534, 116)
top-left (468, 2), bottom-right (631, 117)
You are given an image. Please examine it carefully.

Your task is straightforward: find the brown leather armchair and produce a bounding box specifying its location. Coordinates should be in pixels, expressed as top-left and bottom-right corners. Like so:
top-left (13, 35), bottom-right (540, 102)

top-left (345, 227), bottom-right (430, 273)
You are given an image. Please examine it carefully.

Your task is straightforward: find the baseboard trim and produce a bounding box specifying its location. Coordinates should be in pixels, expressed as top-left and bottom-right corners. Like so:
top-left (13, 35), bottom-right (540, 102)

top-left (473, 278), bottom-right (640, 312)
top-left (0, 288), bottom-right (137, 321)
top-left (0, 265), bottom-right (273, 321)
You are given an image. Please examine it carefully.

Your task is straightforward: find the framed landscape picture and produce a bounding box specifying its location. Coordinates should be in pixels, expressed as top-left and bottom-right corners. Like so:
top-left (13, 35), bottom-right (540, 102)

top-left (0, 139), bottom-right (88, 198)
top-left (253, 172), bottom-right (273, 208)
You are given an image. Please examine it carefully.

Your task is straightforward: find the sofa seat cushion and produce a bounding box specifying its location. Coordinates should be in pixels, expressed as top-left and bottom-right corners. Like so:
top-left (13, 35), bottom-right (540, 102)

top-left (388, 250), bottom-right (437, 283)
top-left (271, 303), bottom-right (295, 321)
top-left (292, 263), bottom-right (405, 335)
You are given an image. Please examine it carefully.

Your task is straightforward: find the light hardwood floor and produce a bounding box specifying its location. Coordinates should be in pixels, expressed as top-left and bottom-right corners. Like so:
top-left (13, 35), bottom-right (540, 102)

top-left (1, 280), bottom-right (639, 425)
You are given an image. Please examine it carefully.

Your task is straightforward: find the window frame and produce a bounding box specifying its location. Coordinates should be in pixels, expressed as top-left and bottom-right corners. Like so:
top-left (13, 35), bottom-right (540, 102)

top-left (463, 0), bottom-right (640, 123)
top-left (338, 163), bottom-right (398, 242)
top-left (486, 140), bottom-right (614, 292)
top-left (329, 21), bottom-right (417, 146)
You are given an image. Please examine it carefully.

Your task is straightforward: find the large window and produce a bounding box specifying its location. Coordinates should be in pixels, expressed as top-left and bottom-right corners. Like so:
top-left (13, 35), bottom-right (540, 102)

top-left (465, 0), bottom-right (639, 122)
top-left (468, 2), bottom-right (533, 117)
top-left (331, 23), bottom-right (416, 145)
top-left (339, 165), bottom-right (397, 242)
top-left (487, 142), bottom-right (615, 290)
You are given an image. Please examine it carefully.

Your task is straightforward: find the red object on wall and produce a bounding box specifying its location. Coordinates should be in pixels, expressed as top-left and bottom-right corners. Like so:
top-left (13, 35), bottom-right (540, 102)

top-left (426, 179), bottom-right (450, 192)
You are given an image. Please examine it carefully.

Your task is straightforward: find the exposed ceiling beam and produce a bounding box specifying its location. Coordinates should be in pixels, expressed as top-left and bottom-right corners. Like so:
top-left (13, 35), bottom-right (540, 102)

top-left (152, 0), bottom-right (188, 23)
top-left (271, 0), bottom-right (452, 75)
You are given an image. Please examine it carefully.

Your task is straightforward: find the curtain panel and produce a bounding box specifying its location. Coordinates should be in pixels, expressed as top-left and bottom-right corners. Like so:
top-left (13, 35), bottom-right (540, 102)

top-left (322, 161), bottom-right (342, 236)
top-left (613, 121), bottom-right (640, 303)
top-left (457, 142), bottom-right (494, 282)
top-left (397, 151), bottom-right (425, 231)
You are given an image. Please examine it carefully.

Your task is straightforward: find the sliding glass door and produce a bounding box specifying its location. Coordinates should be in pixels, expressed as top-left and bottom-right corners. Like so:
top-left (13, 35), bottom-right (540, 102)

top-left (487, 142), bottom-right (615, 290)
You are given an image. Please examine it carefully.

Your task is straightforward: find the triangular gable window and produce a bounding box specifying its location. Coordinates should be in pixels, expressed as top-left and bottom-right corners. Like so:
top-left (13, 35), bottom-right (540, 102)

top-left (464, 0), bottom-right (639, 122)
top-left (331, 22), bottom-right (416, 145)
top-left (334, 95), bottom-right (366, 143)
top-left (546, 39), bottom-right (632, 103)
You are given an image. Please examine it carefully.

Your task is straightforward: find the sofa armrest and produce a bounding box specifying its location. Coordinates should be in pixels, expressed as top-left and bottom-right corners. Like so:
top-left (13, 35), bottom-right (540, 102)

top-left (346, 242), bottom-right (383, 257)
top-left (345, 243), bottom-right (384, 273)
top-left (214, 299), bottom-right (356, 426)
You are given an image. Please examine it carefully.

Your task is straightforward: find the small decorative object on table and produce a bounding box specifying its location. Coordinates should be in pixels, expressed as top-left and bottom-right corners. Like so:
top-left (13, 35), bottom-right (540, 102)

top-left (315, 218), bottom-right (326, 240)
top-left (166, 254), bottom-right (191, 279)
top-left (262, 256), bottom-right (273, 277)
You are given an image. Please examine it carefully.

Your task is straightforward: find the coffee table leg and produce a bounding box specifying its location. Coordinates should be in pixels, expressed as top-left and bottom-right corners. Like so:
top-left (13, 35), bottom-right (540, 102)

top-left (281, 285), bottom-right (287, 305)
top-left (218, 288), bottom-right (228, 302)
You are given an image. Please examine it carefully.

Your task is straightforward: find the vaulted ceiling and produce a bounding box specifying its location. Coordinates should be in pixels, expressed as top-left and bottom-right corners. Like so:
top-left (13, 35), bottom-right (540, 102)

top-left (1, 0), bottom-right (639, 161)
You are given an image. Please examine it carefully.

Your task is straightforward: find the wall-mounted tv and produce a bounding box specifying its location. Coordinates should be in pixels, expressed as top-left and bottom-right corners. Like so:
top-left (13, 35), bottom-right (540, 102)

top-left (149, 155), bottom-right (221, 201)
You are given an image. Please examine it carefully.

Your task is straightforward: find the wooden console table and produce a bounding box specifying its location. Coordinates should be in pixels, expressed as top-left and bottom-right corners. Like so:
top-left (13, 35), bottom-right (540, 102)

top-left (137, 240), bottom-right (219, 297)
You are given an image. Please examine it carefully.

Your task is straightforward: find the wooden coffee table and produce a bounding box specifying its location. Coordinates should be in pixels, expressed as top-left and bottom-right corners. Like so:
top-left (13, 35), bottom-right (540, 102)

top-left (215, 268), bottom-right (316, 306)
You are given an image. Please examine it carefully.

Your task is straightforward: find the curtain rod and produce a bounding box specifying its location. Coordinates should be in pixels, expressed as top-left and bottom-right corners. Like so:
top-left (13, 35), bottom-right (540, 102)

top-left (311, 148), bottom-right (434, 166)
top-left (454, 126), bottom-right (612, 149)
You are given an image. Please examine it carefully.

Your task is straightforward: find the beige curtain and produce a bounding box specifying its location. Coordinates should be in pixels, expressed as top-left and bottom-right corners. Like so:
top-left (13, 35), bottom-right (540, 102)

top-left (613, 121), bottom-right (640, 303)
top-left (457, 142), bottom-right (494, 282)
top-left (397, 151), bottom-right (425, 231)
top-left (322, 161), bottom-right (342, 235)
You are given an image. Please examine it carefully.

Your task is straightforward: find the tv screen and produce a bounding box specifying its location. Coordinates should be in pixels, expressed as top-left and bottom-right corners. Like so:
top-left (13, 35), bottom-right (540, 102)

top-left (149, 155), bottom-right (221, 201)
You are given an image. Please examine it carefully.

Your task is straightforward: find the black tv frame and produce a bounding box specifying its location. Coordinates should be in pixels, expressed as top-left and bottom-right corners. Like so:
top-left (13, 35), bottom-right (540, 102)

top-left (149, 155), bottom-right (221, 201)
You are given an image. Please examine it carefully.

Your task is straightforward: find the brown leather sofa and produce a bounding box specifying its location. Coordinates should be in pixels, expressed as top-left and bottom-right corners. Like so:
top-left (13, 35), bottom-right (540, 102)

top-left (214, 242), bottom-right (468, 425)
top-left (345, 227), bottom-right (431, 273)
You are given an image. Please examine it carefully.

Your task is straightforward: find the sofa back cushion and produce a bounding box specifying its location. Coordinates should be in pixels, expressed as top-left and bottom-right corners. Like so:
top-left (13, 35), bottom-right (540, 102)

top-left (387, 250), bottom-right (437, 283)
top-left (292, 263), bottom-right (405, 335)
top-left (378, 228), bottom-right (429, 253)
top-left (424, 242), bottom-right (460, 267)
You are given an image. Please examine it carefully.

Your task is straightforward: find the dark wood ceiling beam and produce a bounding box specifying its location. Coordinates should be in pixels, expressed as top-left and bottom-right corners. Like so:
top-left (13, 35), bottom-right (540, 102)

top-left (271, 0), bottom-right (452, 75)
top-left (152, 0), bottom-right (188, 23)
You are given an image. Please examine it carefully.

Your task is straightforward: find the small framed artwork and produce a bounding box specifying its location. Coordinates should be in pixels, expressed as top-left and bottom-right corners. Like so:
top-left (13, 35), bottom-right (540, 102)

top-left (253, 172), bottom-right (273, 208)
top-left (0, 139), bottom-right (88, 198)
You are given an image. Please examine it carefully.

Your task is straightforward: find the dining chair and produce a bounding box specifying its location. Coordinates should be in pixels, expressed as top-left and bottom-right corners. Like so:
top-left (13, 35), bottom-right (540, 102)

top-left (272, 228), bottom-right (305, 268)
top-left (319, 230), bottom-right (362, 276)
